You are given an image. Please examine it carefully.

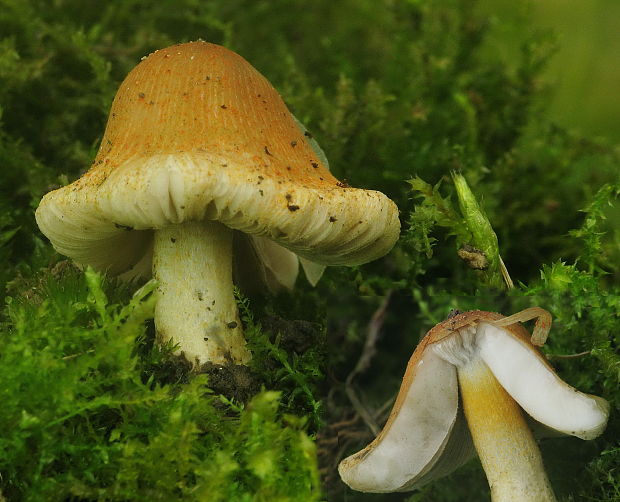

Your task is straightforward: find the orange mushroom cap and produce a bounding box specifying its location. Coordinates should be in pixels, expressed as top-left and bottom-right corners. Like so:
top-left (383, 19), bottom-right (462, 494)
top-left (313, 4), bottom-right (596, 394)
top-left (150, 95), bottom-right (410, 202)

top-left (84, 41), bottom-right (336, 189)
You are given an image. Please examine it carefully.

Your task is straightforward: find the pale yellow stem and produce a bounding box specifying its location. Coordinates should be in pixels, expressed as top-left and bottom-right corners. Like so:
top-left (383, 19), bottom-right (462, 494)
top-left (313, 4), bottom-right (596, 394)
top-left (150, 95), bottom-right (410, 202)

top-left (152, 221), bottom-right (250, 366)
top-left (458, 357), bottom-right (556, 502)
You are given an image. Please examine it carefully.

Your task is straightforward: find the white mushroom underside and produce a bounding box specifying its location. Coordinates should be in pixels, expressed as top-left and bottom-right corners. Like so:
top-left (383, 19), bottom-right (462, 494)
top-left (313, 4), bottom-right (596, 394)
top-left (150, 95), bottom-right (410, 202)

top-left (432, 322), bottom-right (608, 442)
top-left (35, 152), bottom-right (400, 276)
top-left (246, 235), bottom-right (300, 290)
top-left (477, 323), bottom-right (609, 440)
top-left (246, 236), bottom-right (326, 290)
top-left (338, 350), bottom-right (460, 492)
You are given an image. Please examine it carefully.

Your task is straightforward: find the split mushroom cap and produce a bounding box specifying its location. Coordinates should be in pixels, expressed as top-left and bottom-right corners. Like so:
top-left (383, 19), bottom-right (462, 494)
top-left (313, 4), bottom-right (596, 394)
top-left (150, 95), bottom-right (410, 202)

top-left (35, 41), bottom-right (400, 277)
top-left (338, 309), bottom-right (609, 494)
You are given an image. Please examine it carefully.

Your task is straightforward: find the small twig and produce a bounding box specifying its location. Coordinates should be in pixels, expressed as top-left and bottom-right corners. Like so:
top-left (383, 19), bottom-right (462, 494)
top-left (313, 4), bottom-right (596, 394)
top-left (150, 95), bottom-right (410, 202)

top-left (349, 291), bottom-right (392, 377)
top-left (318, 436), bottom-right (338, 447)
top-left (326, 415), bottom-right (360, 431)
top-left (61, 349), bottom-right (95, 361)
top-left (345, 291), bottom-right (392, 436)
top-left (547, 350), bottom-right (592, 360)
top-left (345, 376), bottom-right (380, 436)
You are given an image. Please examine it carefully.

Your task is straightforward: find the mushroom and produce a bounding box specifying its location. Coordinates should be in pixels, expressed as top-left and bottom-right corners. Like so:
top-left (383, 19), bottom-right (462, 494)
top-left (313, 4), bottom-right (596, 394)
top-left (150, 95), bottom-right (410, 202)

top-left (338, 308), bottom-right (609, 501)
top-left (35, 41), bottom-right (400, 366)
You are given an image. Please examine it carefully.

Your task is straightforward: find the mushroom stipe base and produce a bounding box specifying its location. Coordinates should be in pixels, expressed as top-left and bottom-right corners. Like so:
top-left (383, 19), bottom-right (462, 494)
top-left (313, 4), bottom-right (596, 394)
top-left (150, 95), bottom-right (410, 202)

top-left (152, 220), bottom-right (250, 366)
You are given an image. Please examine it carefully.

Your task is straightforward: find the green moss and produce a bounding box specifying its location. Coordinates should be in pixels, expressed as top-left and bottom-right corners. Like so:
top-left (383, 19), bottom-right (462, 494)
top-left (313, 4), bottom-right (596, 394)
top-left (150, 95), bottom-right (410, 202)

top-left (241, 296), bottom-right (324, 429)
top-left (0, 268), bottom-right (321, 501)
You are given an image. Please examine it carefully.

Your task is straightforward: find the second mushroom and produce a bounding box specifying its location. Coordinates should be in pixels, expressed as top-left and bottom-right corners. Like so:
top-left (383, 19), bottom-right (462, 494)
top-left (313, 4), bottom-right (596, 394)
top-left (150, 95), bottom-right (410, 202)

top-left (339, 308), bottom-right (609, 501)
top-left (35, 42), bottom-right (400, 367)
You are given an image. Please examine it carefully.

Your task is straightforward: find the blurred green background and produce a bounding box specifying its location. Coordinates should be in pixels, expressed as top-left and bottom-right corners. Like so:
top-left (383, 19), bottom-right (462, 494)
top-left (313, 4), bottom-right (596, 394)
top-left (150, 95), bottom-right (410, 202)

top-left (480, 0), bottom-right (620, 143)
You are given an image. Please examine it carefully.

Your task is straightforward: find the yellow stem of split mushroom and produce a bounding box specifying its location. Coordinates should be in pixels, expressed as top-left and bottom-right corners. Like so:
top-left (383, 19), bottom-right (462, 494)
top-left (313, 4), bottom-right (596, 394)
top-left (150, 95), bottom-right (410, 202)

top-left (458, 357), bottom-right (556, 502)
top-left (152, 220), bottom-right (251, 366)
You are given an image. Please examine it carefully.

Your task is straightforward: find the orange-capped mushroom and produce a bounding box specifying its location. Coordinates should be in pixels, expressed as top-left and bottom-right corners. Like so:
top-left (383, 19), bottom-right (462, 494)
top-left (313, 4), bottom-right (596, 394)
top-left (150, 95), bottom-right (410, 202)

top-left (36, 41), bottom-right (400, 366)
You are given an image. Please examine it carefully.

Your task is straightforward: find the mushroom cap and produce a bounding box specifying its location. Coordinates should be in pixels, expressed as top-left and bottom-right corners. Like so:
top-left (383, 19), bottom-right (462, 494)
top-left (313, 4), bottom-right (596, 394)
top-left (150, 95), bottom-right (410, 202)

top-left (338, 310), bottom-right (609, 493)
top-left (35, 41), bottom-right (400, 275)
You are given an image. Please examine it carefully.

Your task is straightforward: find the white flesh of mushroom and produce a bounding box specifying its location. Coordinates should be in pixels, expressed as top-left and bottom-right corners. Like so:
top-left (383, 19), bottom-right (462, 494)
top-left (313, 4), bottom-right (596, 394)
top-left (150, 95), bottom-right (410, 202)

top-left (338, 349), bottom-right (461, 492)
top-left (477, 322), bottom-right (609, 439)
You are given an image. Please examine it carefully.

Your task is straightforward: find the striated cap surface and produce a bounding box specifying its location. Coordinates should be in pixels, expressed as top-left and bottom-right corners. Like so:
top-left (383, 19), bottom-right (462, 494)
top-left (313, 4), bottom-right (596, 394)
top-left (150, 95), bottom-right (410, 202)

top-left (35, 41), bottom-right (400, 275)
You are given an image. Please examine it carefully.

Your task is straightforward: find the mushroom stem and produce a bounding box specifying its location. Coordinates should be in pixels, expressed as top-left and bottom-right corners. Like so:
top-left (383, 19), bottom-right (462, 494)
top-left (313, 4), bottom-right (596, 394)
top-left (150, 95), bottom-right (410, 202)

top-left (152, 220), bottom-right (251, 366)
top-left (458, 357), bottom-right (556, 502)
